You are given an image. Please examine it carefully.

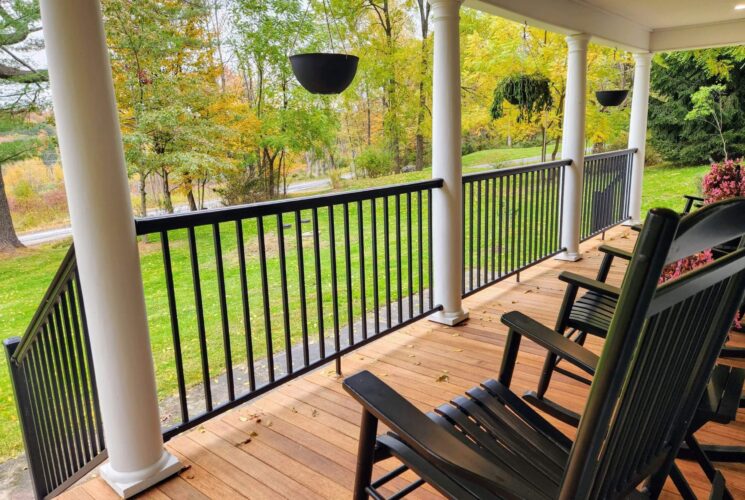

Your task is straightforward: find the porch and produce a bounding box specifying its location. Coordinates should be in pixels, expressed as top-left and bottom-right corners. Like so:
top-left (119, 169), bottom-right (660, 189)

top-left (57, 226), bottom-right (745, 499)
top-left (6, 0), bottom-right (745, 498)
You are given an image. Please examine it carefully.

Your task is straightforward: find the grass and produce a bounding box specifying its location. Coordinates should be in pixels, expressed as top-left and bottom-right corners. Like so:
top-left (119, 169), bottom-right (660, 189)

top-left (461, 146), bottom-right (546, 168)
top-left (0, 161), bottom-right (711, 461)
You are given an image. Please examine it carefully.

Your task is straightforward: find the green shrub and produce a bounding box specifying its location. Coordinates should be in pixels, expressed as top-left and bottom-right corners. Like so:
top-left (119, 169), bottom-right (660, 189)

top-left (356, 147), bottom-right (394, 178)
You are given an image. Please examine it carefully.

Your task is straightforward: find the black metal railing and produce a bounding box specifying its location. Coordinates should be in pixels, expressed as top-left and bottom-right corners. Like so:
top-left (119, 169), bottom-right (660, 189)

top-left (7, 150), bottom-right (640, 498)
top-left (462, 160), bottom-right (568, 296)
top-left (4, 247), bottom-right (106, 499)
top-left (133, 179), bottom-right (442, 438)
top-left (580, 148), bottom-right (635, 240)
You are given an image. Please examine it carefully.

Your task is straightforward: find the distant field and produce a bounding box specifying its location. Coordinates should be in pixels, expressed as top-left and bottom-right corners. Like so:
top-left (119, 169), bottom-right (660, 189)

top-left (0, 160), bottom-right (710, 461)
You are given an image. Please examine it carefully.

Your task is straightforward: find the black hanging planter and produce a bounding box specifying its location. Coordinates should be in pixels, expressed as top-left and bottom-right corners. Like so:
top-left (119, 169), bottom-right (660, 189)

top-left (289, 53), bottom-right (359, 95)
top-left (595, 89), bottom-right (629, 107)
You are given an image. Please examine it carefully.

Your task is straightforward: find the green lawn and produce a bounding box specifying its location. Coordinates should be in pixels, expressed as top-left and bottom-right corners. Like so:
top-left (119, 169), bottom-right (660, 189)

top-left (461, 146), bottom-right (545, 168)
top-left (0, 161), bottom-right (710, 461)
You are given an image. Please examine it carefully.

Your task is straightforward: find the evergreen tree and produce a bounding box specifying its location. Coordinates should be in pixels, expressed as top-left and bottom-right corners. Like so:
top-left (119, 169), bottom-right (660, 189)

top-left (649, 49), bottom-right (745, 164)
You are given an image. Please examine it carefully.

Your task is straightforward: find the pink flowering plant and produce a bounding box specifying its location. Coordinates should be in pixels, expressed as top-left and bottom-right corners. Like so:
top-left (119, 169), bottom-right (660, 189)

top-left (657, 159), bottom-right (745, 329)
top-left (701, 159), bottom-right (745, 203)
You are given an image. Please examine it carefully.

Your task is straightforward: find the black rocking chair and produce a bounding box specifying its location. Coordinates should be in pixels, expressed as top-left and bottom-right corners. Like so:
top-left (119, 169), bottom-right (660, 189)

top-left (344, 199), bottom-right (745, 500)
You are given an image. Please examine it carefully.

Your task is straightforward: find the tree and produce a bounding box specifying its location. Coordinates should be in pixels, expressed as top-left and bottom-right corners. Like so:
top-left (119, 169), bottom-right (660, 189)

top-left (685, 84), bottom-right (731, 160)
top-left (105, 0), bottom-right (233, 214)
top-left (0, 0), bottom-right (47, 250)
top-left (413, 0), bottom-right (430, 171)
top-left (649, 49), bottom-right (745, 164)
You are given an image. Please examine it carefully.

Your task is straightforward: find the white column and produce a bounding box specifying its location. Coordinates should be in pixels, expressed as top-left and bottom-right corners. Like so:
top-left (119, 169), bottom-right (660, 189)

top-left (39, 1), bottom-right (180, 497)
top-left (557, 34), bottom-right (591, 262)
top-left (626, 52), bottom-right (652, 224)
top-left (429, 0), bottom-right (468, 326)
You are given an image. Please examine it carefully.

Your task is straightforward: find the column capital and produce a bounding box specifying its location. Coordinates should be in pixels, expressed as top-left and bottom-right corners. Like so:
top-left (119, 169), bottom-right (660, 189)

top-left (565, 33), bottom-right (591, 53)
top-left (429, 0), bottom-right (462, 20)
top-left (633, 52), bottom-right (653, 66)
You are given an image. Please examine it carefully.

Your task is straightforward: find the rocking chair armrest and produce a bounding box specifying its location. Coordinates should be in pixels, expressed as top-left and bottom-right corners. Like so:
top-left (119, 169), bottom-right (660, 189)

top-left (500, 311), bottom-right (599, 375)
top-left (343, 370), bottom-right (548, 500)
top-left (683, 194), bottom-right (705, 203)
top-left (558, 271), bottom-right (621, 299)
top-left (598, 244), bottom-right (633, 261)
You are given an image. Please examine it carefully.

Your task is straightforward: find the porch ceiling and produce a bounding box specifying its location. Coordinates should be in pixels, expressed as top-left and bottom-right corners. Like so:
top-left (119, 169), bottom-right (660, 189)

top-left (466, 0), bottom-right (745, 53)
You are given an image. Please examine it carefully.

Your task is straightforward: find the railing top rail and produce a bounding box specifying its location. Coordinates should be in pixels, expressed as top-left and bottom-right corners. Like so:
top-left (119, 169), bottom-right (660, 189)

top-left (462, 159), bottom-right (571, 183)
top-left (13, 245), bottom-right (77, 362)
top-left (584, 148), bottom-right (638, 161)
top-left (135, 178), bottom-right (444, 235)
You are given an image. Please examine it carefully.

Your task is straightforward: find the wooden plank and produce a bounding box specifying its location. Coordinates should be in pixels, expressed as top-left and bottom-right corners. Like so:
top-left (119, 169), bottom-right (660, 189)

top-left (61, 227), bottom-right (745, 499)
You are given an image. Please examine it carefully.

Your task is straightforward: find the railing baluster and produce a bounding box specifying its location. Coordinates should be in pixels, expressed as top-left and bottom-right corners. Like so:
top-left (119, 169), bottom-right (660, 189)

top-left (371, 198), bottom-right (380, 335)
top-left (312, 207), bottom-right (325, 359)
top-left (417, 191), bottom-right (424, 315)
top-left (483, 178), bottom-right (490, 286)
top-left (213, 224), bottom-right (235, 400)
top-left (256, 217), bottom-right (274, 383)
top-left (476, 179), bottom-right (482, 289)
top-left (395, 194), bottom-right (403, 325)
top-left (357, 201), bottom-right (368, 340)
top-left (187, 227), bottom-right (213, 409)
top-left (276, 214), bottom-right (292, 376)
top-left (328, 205), bottom-right (341, 374)
top-left (384, 196), bottom-right (391, 329)
top-left (235, 221), bottom-right (256, 391)
top-left (428, 189), bottom-right (434, 311)
top-left (406, 192), bottom-right (413, 320)
top-left (343, 203), bottom-right (354, 347)
top-left (294, 211), bottom-right (310, 366)
top-left (161, 231), bottom-right (188, 422)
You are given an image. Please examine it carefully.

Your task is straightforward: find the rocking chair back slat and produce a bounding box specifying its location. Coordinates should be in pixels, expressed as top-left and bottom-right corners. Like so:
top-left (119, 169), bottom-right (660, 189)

top-left (563, 200), bottom-right (745, 500)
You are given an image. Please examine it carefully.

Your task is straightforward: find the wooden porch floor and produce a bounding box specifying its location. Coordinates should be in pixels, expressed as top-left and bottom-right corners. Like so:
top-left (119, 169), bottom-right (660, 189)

top-left (61, 226), bottom-right (745, 499)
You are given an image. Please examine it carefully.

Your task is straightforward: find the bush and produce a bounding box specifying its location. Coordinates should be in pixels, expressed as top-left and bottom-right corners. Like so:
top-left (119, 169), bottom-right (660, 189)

top-left (356, 147), bottom-right (394, 178)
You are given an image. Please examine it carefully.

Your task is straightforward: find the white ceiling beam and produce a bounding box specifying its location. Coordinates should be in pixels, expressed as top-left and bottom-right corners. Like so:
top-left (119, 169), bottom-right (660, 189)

top-left (650, 19), bottom-right (745, 52)
top-left (466, 0), bottom-right (651, 52)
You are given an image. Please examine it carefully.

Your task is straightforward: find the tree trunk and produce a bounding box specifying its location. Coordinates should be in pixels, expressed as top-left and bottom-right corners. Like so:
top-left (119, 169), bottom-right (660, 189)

top-left (541, 125), bottom-right (548, 162)
top-left (139, 176), bottom-right (148, 217)
top-left (162, 171), bottom-right (173, 213)
top-left (0, 167), bottom-right (23, 251)
top-left (186, 189), bottom-right (197, 211)
top-left (551, 136), bottom-right (560, 161)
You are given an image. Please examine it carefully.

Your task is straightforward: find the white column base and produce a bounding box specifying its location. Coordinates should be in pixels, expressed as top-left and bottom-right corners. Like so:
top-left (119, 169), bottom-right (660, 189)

top-left (623, 219), bottom-right (642, 227)
top-left (429, 309), bottom-right (469, 326)
top-left (555, 251), bottom-right (582, 262)
top-left (100, 451), bottom-right (182, 498)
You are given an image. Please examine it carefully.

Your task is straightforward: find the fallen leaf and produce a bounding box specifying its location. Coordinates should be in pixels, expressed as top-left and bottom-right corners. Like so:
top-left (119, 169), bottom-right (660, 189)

top-left (436, 373), bottom-right (450, 383)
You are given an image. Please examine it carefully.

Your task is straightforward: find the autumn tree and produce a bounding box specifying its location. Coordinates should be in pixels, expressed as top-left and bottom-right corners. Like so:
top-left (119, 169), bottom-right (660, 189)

top-left (0, 0), bottom-right (48, 250)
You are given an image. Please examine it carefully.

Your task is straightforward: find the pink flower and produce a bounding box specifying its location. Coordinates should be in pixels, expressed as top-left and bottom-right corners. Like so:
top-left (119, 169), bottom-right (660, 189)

top-left (702, 159), bottom-right (745, 203)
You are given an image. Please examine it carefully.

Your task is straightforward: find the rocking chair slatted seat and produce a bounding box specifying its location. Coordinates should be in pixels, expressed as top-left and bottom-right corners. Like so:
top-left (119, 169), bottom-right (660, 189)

top-left (344, 199), bottom-right (745, 500)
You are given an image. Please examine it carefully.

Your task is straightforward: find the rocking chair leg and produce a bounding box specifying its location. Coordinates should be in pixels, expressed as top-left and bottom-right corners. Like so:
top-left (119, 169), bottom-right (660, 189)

top-left (668, 464), bottom-right (697, 500)
top-left (536, 352), bottom-right (558, 398)
top-left (685, 434), bottom-right (717, 481)
top-left (354, 410), bottom-right (379, 500)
